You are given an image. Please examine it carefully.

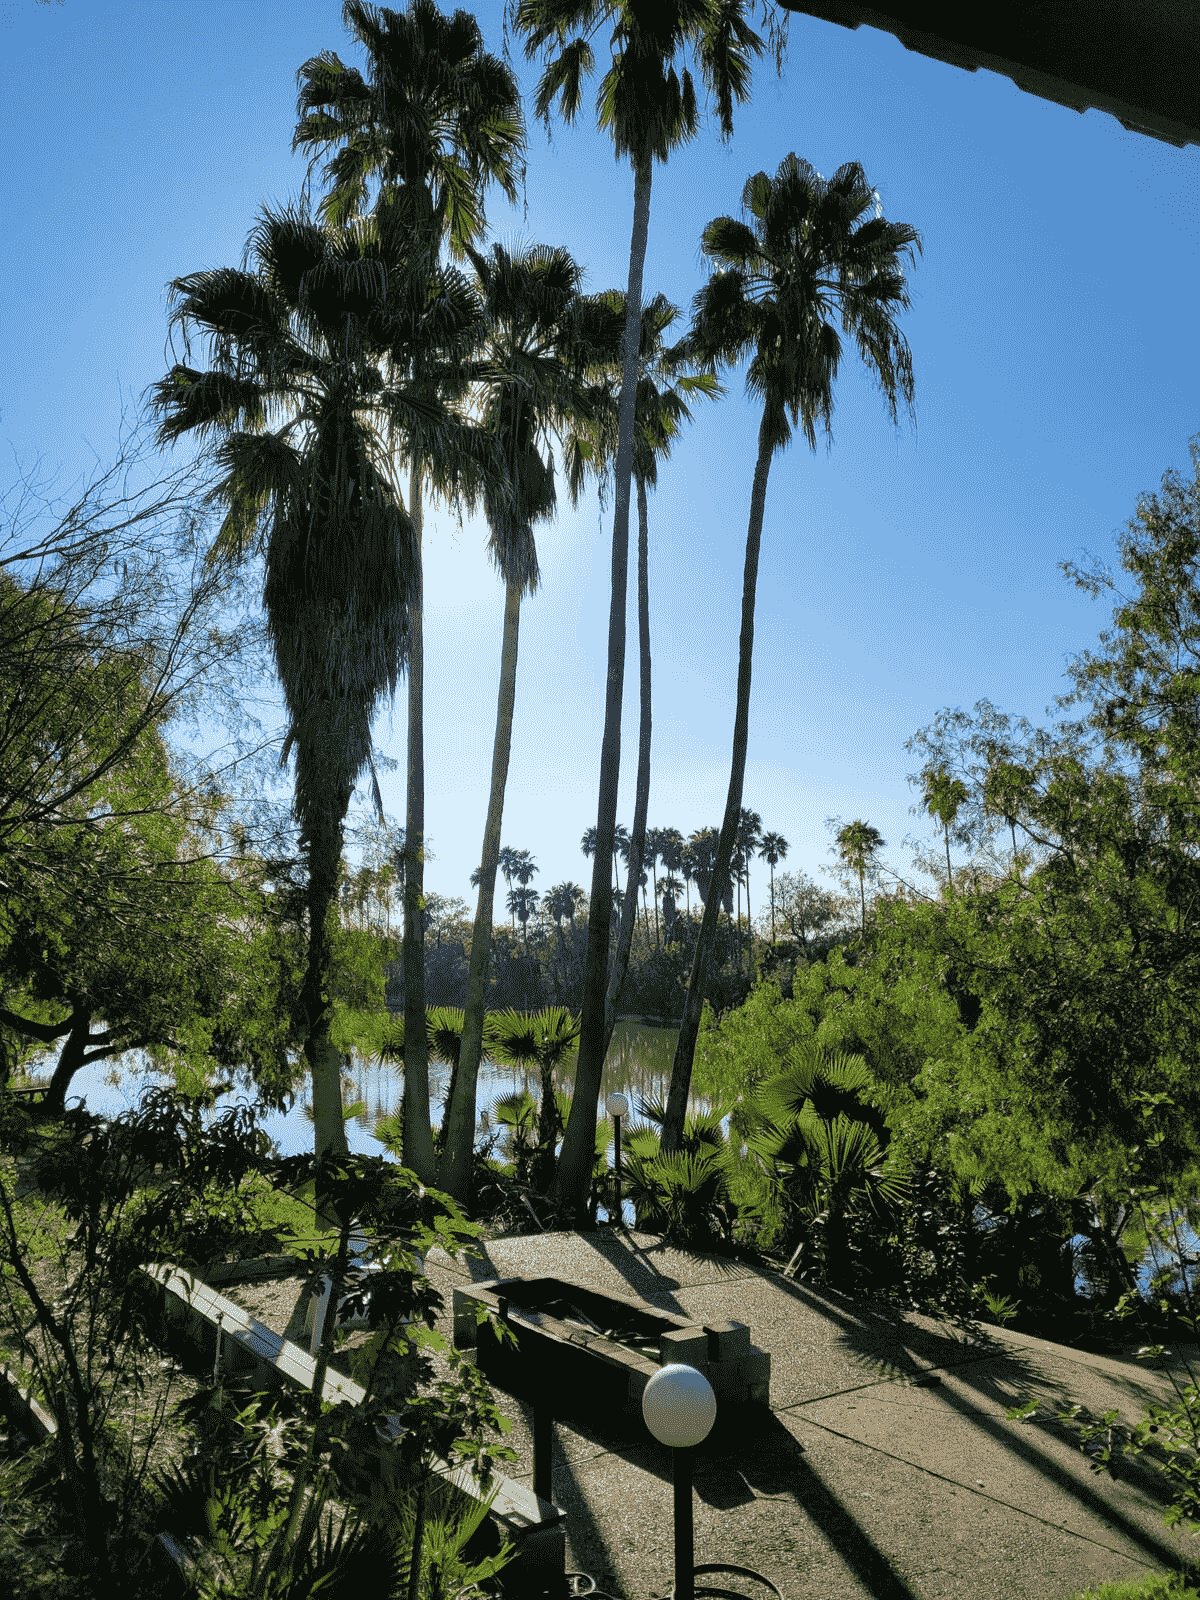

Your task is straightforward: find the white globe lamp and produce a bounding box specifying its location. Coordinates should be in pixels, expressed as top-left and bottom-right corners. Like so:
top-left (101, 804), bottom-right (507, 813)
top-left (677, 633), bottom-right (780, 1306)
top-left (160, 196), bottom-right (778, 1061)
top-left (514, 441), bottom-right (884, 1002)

top-left (605, 1091), bottom-right (630, 1227)
top-left (641, 1363), bottom-right (716, 1448)
top-left (642, 1364), bottom-right (717, 1600)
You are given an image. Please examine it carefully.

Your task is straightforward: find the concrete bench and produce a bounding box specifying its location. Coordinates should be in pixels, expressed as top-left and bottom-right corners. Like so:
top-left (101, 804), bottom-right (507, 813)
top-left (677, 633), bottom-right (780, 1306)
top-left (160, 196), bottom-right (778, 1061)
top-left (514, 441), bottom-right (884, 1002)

top-left (143, 1261), bottom-right (566, 1598)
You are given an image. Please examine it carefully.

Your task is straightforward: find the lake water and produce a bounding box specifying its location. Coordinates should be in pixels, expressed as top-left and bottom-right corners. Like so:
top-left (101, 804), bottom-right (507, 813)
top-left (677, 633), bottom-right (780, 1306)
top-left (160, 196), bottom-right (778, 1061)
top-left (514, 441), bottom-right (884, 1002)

top-left (18, 1020), bottom-right (1199, 1296)
top-left (17, 1020), bottom-right (728, 1229)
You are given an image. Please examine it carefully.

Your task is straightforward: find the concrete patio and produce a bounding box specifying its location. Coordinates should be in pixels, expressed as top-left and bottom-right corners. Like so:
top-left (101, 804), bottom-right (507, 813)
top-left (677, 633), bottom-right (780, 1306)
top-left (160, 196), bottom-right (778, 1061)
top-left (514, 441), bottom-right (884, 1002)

top-left (414, 1224), bottom-right (1200, 1600)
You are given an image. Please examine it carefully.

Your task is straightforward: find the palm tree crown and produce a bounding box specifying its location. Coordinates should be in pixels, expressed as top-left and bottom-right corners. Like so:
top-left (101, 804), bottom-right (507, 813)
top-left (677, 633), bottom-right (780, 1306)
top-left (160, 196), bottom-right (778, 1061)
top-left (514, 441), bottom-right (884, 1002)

top-left (691, 153), bottom-right (920, 455)
top-left (515, 0), bottom-right (763, 168)
top-left (920, 765), bottom-right (970, 895)
top-left (293, 0), bottom-right (525, 255)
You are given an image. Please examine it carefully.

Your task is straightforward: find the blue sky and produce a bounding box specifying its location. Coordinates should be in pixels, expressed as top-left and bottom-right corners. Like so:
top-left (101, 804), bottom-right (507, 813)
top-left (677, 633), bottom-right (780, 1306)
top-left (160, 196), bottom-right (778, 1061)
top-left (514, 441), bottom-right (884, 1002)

top-left (3, 0), bottom-right (1199, 929)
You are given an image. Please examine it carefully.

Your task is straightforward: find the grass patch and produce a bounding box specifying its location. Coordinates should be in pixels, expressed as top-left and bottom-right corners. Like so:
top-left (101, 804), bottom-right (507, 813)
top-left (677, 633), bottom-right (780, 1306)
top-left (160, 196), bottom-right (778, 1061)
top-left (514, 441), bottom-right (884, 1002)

top-left (1075, 1571), bottom-right (1200, 1599)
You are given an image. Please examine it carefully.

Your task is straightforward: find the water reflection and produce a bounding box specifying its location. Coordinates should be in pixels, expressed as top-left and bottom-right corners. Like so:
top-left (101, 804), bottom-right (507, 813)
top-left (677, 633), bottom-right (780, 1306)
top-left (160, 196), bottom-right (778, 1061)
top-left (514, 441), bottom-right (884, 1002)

top-left (21, 1023), bottom-right (1198, 1290)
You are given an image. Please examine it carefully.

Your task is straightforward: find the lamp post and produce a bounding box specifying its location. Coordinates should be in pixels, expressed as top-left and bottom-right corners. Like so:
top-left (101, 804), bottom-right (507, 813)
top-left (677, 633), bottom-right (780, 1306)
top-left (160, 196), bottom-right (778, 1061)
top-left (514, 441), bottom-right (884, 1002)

top-left (642, 1364), bottom-right (715, 1600)
top-left (642, 1365), bottom-right (784, 1600)
top-left (605, 1091), bottom-right (628, 1228)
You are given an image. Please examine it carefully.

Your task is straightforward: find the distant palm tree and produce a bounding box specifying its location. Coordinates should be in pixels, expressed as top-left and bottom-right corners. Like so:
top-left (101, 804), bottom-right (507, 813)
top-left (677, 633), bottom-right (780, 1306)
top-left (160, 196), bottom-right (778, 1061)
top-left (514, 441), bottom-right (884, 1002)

top-left (643, 826), bottom-right (665, 948)
top-left (512, 848), bottom-right (539, 889)
top-left (688, 826), bottom-right (729, 914)
top-left (507, 884), bottom-right (540, 947)
top-left (678, 837), bottom-right (697, 917)
top-left (543, 880), bottom-right (586, 1005)
top-left (735, 807), bottom-right (763, 975)
top-left (758, 830), bottom-right (789, 942)
top-left (580, 822), bottom-right (628, 898)
top-left (921, 765), bottom-right (969, 896)
top-left (549, 880), bottom-right (587, 928)
top-left (731, 839), bottom-right (746, 951)
top-left (657, 826), bottom-right (685, 914)
top-left (658, 872), bottom-right (684, 941)
top-left (662, 151), bottom-right (920, 1158)
top-left (611, 823), bottom-right (631, 898)
top-left (837, 819), bottom-right (887, 933)
top-left (498, 844), bottom-right (521, 929)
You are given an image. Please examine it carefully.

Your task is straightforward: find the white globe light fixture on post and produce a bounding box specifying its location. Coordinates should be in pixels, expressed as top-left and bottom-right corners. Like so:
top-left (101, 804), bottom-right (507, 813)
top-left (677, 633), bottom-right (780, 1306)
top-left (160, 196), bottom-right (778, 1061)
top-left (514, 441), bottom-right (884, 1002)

top-left (642, 1365), bottom-right (784, 1600)
top-left (642, 1364), bottom-right (716, 1600)
top-left (605, 1091), bottom-right (629, 1228)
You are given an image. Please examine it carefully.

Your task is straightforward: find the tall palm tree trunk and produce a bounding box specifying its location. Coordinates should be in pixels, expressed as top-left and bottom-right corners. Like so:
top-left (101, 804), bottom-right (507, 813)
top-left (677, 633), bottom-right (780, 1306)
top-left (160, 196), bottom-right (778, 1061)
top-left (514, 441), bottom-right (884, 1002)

top-left (304, 795), bottom-right (352, 1228)
top-left (555, 157), bottom-right (652, 1221)
top-left (402, 461), bottom-right (437, 1184)
top-left (603, 471), bottom-right (653, 1056)
top-left (438, 576), bottom-right (521, 1204)
top-left (304, 805), bottom-right (350, 1163)
top-left (661, 416), bottom-right (773, 1156)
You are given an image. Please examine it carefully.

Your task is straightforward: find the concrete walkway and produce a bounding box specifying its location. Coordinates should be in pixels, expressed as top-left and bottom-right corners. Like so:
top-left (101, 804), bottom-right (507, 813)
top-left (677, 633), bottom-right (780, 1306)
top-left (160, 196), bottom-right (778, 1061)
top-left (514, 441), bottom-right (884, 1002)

top-left (419, 1225), bottom-right (1200, 1600)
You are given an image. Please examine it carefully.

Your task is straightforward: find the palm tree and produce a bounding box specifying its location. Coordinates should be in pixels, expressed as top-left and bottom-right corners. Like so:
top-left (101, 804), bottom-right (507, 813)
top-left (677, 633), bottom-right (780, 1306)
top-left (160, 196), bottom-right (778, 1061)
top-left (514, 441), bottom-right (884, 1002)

top-left (583, 823), bottom-right (630, 899)
top-left (507, 884), bottom-right (540, 947)
top-left (736, 806), bottom-right (763, 971)
top-left (145, 196), bottom-right (464, 1171)
top-left (291, 0), bottom-right (524, 1184)
top-left (511, 848), bottom-right (539, 891)
top-left (436, 246), bottom-right (617, 1206)
top-left (660, 152), bottom-right (920, 1158)
top-left (657, 825), bottom-right (685, 913)
top-left (758, 829), bottom-right (788, 942)
top-left (837, 819), bottom-right (887, 933)
top-left (644, 826), bottom-right (665, 947)
top-left (687, 825), bottom-right (729, 914)
top-left (921, 765), bottom-right (969, 896)
top-left (611, 822), bottom-right (630, 897)
top-left (494, 843), bottom-right (521, 929)
top-left (515, 0), bottom-right (769, 1225)
top-left (678, 836), bottom-right (696, 916)
top-left (544, 879), bottom-right (586, 988)
top-left (658, 872), bottom-right (684, 941)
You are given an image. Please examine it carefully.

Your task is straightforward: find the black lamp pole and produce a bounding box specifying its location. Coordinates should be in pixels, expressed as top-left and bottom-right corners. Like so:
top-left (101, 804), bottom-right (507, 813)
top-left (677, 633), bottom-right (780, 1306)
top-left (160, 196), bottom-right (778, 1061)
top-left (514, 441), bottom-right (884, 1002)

top-left (673, 1443), bottom-right (696, 1600)
top-left (606, 1091), bottom-right (629, 1227)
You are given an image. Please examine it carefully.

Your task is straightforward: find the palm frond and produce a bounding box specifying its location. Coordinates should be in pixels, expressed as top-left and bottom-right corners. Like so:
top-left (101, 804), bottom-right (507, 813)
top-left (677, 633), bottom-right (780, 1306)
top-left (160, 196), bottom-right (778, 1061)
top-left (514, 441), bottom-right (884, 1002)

top-left (148, 367), bottom-right (267, 449)
top-left (532, 35), bottom-right (595, 127)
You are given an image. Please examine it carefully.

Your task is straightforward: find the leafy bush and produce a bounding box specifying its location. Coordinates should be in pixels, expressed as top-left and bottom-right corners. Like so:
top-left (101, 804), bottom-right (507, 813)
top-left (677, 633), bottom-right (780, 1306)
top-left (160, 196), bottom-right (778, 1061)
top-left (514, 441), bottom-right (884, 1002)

top-left (1006, 1092), bottom-right (1200, 1543)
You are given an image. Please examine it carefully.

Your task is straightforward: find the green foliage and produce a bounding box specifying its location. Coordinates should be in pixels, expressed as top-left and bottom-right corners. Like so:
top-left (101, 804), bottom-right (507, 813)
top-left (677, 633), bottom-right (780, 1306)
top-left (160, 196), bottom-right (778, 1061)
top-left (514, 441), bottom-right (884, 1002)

top-left (1074, 1570), bottom-right (1200, 1599)
top-left (1005, 1092), bottom-right (1200, 1549)
top-left (604, 1090), bottom-right (767, 1257)
top-left (149, 1374), bottom-right (516, 1600)
top-left (0, 1077), bottom-right (529, 1598)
